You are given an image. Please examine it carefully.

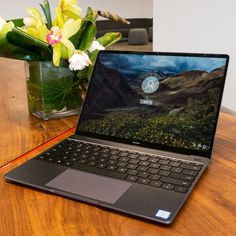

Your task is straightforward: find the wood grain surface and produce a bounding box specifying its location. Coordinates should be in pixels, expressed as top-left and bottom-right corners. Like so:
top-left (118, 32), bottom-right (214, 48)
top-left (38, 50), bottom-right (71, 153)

top-left (0, 58), bottom-right (78, 167)
top-left (0, 58), bottom-right (236, 236)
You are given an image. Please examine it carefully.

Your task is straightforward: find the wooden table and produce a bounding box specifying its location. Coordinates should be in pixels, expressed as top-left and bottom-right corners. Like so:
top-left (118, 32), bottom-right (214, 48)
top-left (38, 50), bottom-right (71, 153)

top-left (1, 58), bottom-right (236, 236)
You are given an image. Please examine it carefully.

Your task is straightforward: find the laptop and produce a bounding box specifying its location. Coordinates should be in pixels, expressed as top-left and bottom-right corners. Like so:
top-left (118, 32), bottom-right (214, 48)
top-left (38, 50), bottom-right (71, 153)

top-left (4, 51), bottom-right (229, 224)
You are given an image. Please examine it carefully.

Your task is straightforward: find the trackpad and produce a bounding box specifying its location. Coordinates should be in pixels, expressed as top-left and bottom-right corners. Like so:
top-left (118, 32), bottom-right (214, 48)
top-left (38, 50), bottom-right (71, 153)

top-left (46, 169), bottom-right (131, 204)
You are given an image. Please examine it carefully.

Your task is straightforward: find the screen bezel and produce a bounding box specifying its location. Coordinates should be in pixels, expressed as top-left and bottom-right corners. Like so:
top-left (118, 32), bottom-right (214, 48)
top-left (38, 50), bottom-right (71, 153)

top-left (76, 50), bottom-right (229, 159)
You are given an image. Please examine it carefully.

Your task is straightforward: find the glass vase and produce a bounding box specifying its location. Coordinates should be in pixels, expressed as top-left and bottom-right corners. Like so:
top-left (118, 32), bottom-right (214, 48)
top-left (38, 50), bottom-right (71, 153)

top-left (25, 61), bottom-right (86, 120)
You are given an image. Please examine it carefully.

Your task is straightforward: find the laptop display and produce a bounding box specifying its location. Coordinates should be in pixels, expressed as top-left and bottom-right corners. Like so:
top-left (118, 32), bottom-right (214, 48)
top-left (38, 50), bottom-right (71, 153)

top-left (5, 51), bottom-right (229, 225)
top-left (78, 52), bottom-right (228, 157)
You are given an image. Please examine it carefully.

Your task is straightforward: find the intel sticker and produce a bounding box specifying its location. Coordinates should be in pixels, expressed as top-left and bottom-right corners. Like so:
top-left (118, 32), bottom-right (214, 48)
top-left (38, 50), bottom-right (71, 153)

top-left (155, 210), bottom-right (171, 219)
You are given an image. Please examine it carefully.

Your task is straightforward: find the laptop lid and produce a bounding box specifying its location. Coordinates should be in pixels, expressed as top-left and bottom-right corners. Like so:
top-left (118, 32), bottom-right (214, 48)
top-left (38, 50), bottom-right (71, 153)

top-left (76, 51), bottom-right (229, 159)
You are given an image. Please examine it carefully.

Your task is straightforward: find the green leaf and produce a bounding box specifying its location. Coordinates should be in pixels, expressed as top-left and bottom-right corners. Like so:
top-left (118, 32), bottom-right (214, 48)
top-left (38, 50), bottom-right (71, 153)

top-left (97, 32), bottom-right (122, 48)
top-left (0, 23), bottom-right (42, 61)
top-left (6, 28), bottom-right (52, 61)
top-left (78, 49), bottom-right (100, 80)
top-left (86, 6), bottom-right (94, 17)
top-left (77, 7), bottom-right (97, 51)
top-left (10, 19), bottom-right (24, 27)
top-left (40, 0), bottom-right (52, 29)
top-left (69, 19), bottom-right (87, 47)
top-left (42, 76), bottom-right (84, 111)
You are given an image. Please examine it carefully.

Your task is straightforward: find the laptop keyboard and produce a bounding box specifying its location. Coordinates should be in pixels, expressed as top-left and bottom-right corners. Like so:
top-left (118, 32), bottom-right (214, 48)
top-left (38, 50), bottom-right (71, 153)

top-left (36, 139), bottom-right (203, 194)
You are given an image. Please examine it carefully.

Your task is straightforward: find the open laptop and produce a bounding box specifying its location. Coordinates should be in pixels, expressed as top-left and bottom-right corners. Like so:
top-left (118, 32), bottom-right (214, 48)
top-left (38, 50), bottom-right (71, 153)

top-left (5, 51), bottom-right (229, 224)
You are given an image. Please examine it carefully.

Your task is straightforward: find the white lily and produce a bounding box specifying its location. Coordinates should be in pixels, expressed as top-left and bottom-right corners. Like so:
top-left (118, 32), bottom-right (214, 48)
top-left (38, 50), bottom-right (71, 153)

top-left (23, 16), bottom-right (38, 28)
top-left (0, 17), bottom-right (14, 39)
top-left (0, 17), bottom-right (6, 31)
top-left (69, 51), bottom-right (91, 71)
top-left (89, 40), bottom-right (105, 53)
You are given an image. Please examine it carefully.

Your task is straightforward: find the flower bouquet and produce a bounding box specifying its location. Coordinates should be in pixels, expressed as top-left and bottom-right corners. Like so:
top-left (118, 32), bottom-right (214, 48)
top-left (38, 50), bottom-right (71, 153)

top-left (0, 0), bottom-right (128, 120)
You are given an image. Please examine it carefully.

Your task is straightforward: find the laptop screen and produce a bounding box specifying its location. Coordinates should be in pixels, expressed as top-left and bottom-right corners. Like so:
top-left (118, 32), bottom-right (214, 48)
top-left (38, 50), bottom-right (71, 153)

top-left (77, 51), bottom-right (229, 158)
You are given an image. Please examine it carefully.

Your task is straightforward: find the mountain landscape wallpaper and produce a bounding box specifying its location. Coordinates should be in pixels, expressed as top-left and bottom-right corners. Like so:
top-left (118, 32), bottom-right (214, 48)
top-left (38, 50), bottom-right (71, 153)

top-left (78, 53), bottom-right (227, 153)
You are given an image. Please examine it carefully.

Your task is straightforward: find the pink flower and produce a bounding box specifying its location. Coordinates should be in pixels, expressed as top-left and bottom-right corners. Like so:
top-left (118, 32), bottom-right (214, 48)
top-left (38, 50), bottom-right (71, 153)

top-left (46, 26), bottom-right (62, 45)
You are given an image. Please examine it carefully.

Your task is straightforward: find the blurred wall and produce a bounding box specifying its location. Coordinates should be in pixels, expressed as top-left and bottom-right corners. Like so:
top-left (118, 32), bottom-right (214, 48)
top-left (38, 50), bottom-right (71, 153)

top-left (153, 0), bottom-right (236, 112)
top-left (0, 0), bottom-right (153, 19)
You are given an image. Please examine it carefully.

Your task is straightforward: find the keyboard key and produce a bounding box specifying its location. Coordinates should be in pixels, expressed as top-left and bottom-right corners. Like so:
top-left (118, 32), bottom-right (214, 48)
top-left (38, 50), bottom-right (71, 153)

top-left (110, 150), bottom-right (119, 155)
top-left (127, 164), bottom-right (138, 169)
top-left (137, 178), bottom-right (151, 185)
top-left (73, 164), bottom-right (127, 180)
top-left (170, 173), bottom-right (195, 182)
top-left (76, 142), bottom-right (84, 148)
top-left (160, 165), bottom-right (171, 171)
top-left (71, 152), bottom-right (80, 157)
top-left (83, 150), bottom-right (91, 155)
top-left (148, 168), bottom-right (159, 174)
top-left (77, 159), bottom-right (88, 164)
top-left (126, 175), bottom-right (138, 182)
top-left (44, 152), bottom-right (54, 157)
top-left (63, 161), bottom-right (73, 167)
top-left (55, 159), bottom-right (64, 164)
top-left (174, 185), bottom-right (188, 193)
top-left (181, 160), bottom-right (191, 164)
top-left (119, 152), bottom-right (129, 157)
top-left (129, 153), bottom-right (139, 159)
top-left (150, 180), bottom-right (162, 188)
top-left (47, 157), bottom-right (56, 162)
top-left (148, 157), bottom-right (158, 163)
top-left (192, 162), bottom-right (203, 167)
top-left (117, 161), bottom-right (127, 167)
top-left (129, 159), bottom-right (139, 164)
top-left (171, 167), bottom-right (183, 173)
top-left (149, 174), bottom-right (161, 181)
top-left (101, 153), bottom-right (109, 158)
top-left (138, 172), bottom-right (149, 178)
top-left (89, 156), bottom-right (98, 161)
top-left (116, 167), bottom-right (128, 173)
top-left (137, 166), bottom-right (148, 172)
top-left (106, 165), bottom-right (117, 171)
top-left (139, 161), bottom-right (149, 166)
top-left (98, 158), bottom-right (108, 163)
top-left (37, 155), bottom-right (47, 160)
top-left (80, 154), bottom-right (89, 159)
top-left (182, 169), bottom-right (198, 176)
top-left (61, 155), bottom-right (70, 160)
top-left (119, 157), bottom-right (129, 162)
top-left (161, 183), bottom-right (175, 191)
top-left (84, 145), bottom-right (92, 150)
top-left (149, 163), bottom-right (160, 169)
top-left (109, 155), bottom-right (119, 160)
top-left (92, 152), bottom-right (100, 156)
top-left (68, 146), bottom-right (75, 151)
top-left (180, 163), bottom-right (201, 171)
top-left (96, 163), bottom-right (107, 169)
top-left (160, 176), bottom-right (191, 187)
top-left (169, 161), bottom-right (180, 167)
top-left (158, 159), bottom-right (169, 165)
top-left (101, 148), bottom-right (110, 153)
top-left (107, 160), bottom-right (118, 165)
top-left (93, 147), bottom-right (101, 152)
top-left (64, 150), bottom-right (71, 156)
top-left (127, 169), bottom-right (138, 176)
top-left (87, 161), bottom-right (97, 166)
top-left (158, 170), bottom-right (171, 176)
top-left (138, 155), bottom-right (149, 161)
